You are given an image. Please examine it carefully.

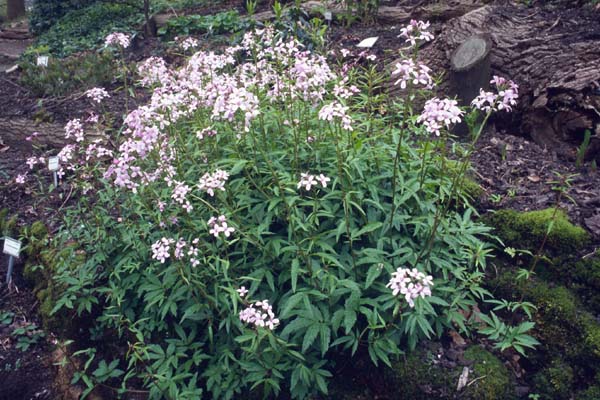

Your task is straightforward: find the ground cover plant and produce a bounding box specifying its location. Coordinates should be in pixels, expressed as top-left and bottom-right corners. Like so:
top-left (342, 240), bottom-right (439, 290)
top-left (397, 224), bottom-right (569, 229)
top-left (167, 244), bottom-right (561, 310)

top-left (20, 19), bottom-right (542, 398)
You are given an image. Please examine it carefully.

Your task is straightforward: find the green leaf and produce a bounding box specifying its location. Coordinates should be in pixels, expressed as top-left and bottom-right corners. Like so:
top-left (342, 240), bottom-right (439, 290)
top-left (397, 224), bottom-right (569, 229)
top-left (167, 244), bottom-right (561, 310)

top-left (291, 259), bottom-right (300, 293)
top-left (351, 222), bottom-right (383, 239)
top-left (302, 324), bottom-right (320, 352)
top-left (365, 264), bottom-right (382, 289)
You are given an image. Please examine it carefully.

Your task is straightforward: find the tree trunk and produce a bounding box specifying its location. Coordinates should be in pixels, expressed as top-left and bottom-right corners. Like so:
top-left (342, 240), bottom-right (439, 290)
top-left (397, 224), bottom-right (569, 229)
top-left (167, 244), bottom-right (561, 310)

top-left (410, 4), bottom-right (600, 161)
top-left (7, 0), bottom-right (25, 20)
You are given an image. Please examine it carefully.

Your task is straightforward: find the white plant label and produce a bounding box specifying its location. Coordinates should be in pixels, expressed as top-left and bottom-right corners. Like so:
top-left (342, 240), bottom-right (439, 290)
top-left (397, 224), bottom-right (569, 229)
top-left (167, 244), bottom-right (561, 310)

top-left (357, 37), bottom-right (379, 48)
top-left (324, 11), bottom-right (332, 21)
top-left (37, 56), bottom-right (49, 67)
top-left (48, 156), bottom-right (60, 171)
top-left (3, 238), bottom-right (21, 258)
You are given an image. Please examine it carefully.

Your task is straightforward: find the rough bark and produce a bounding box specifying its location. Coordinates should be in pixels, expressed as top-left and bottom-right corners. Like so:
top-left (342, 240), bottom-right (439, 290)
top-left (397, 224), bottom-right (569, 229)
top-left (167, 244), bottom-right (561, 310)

top-left (0, 118), bottom-right (105, 150)
top-left (412, 4), bottom-right (600, 160)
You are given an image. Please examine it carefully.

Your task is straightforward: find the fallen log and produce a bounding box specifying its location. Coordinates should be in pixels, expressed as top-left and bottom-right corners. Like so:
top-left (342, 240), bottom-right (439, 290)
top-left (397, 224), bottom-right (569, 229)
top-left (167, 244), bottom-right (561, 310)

top-left (0, 118), bottom-right (105, 150)
top-left (407, 4), bottom-right (600, 161)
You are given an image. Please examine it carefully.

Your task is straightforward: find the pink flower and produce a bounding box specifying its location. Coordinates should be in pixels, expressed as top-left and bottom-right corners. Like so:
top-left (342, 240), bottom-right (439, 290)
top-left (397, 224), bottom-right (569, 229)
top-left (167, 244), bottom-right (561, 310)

top-left (105, 32), bottom-right (131, 49)
top-left (417, 98), bottom-right (464, 136)
top-left (198, 170), bottom-right (229, 196)
top-left (239, 299), bottom-right (280, 330)
top-left (472, 76), bottom-right (519, 112)
top-left (298, 172), bottom-right (330, 191)
top-left (26, 157), bottom-right (39, 169)
top-left (85, 87), bottom-right (110, 104)
top-left (386, 267), bottom-right (433, 308)
top-left (237, 286), bottom-right (248, 297)
top-left (65, 119), bottom-right (84, 142)
top-left (318, 102), bottom-right (353, 131)
top-left (399, 20), bottom-right (434, 47)
top-left (15, 174), bottom-right (26, 184)
top-left (207, 215), bottom-right (235, 239)
top-left (391, 59), bottom-right (434, 90)
top-left (151, 237), bottom-right (175, 263)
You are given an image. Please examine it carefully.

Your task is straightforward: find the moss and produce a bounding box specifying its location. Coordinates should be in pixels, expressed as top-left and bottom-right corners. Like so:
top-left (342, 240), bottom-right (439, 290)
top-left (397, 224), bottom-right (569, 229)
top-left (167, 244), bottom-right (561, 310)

top-left (387, 345), bottom-right (512, 399)
top-left (485, 208), bottom-right (589, 254)
top-left (541, 256), bottom-right (600, 314)
top-left (388, 346), bottom-right (459, 399)
top-left (37, 286), bottom-right (73, 335)
top-left (462, 346), bottom-right (512, 400)
top-left (576, 385), bottom-right (600, 400)
top-left (532, 359), bottom-right (574, 400)
top-left (581, 315), bottom-right (600, 359)
top-left (461, 176), bottom-right (484, 201)
top-left (491, 270), bottom-right (600, 380)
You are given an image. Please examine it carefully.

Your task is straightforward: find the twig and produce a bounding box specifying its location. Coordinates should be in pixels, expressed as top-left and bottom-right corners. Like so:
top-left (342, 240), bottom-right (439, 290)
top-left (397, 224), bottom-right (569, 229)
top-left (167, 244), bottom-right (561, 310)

top-left (466, 374), bottom-right (487, 387)
top-left (545, 16), bottom-right (561, 33)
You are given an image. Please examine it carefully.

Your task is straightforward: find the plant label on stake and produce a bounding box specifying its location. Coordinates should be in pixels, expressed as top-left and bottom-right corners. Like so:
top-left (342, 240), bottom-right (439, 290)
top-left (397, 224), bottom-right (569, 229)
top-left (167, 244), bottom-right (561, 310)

top-left (324, 11), bottom-right (332, 22)
top-left (37, 56), bottom-right (49, 67)
top-left (3, 237), bottom-right (21, 285)
top-left (48, 156), bottom-right (59, 187)
top-left (357, 36), bottom-right (378, 48)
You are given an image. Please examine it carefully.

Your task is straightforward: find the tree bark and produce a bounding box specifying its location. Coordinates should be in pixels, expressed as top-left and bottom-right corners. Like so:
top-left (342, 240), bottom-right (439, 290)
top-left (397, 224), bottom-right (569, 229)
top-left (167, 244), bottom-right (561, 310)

top-left (7, 0), bottom-right (26, 20)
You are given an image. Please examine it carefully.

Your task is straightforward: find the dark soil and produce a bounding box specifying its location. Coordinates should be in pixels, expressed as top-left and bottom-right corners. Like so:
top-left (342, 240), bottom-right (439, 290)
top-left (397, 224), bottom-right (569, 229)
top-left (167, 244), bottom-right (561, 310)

top-left (1, 1), bottom-right (600, 399)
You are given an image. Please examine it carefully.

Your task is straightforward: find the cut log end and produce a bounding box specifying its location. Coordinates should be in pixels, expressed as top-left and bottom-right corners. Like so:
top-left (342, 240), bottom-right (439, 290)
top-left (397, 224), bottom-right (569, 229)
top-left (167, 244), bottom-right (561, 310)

top-left (450, 34), bottom-right (492, 72)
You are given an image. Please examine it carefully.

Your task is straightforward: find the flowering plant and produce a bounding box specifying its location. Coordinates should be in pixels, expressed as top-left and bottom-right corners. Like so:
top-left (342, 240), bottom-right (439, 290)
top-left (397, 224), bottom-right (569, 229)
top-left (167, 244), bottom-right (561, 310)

top-left (48, 24), bottom-right (535, 399)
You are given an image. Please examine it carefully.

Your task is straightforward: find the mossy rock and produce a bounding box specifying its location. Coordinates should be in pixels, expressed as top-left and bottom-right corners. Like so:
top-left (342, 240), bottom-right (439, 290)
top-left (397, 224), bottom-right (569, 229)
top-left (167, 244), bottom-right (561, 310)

top-left (387, 344), bottom-right (513, 399)
top-left (37, 286), bottom-right (74, 335)
top-left (532, 359), bottom-right (574, 400)
top-left (540, 256), bottom-right (600, 314)
top-left (490, 271), bottom-right (600, 377)
top-left (485, 208), bottom-right (589, 254)
top-left (461, 346), bottom-right (512, 400)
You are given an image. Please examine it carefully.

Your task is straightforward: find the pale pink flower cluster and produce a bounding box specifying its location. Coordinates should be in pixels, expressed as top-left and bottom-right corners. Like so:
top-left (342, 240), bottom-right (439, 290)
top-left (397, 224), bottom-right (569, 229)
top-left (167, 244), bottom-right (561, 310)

top-left (171, 181), bottom-right (193, 213)
top-left (391, 59), bottom-right (434, 90)
top-left (16, 174), bottom-right (26, 184)
top-left (297, 172), bottom-right (330, 191)
top-left (239, 300), bottom-right (280, 330)
top-left (151, 237), bottom-right (200, 266)
top-left (105, 32), bottom-right (130, 49)
top-left (85, 87), bottom-right (110, 104)
top-left (237, 286), bottom-right (248, 297)
top-left (198, 170), bottom-right (229, 196)
top-left (106, 29), bottom-right (336, 191)
top-left (65, 119), bottom-right (84, 142)
top-left (151, 237), bottom-right (175, 263)
top-left (472, 76), bottom-right (519, 112)
top-left (333, 77), bottom-right (360, 99)
top-left (138, 57), bottom-right (172, 87)
top-left (318, 101), bottom-right (354, 131)
top-left (196, 127), bottom-right (217, 140)
top-left (176, 36), bottom-right (199, 51)
top-left (26, 156), bottom-right (45, 169)
top-left (207, 215), bottom-right (235, 239)
top-left (417, 98), bottom-right (464, 136)
top-left (386, 267), bottom-right (434, 308)
top-left (399, 20), bottom-right (434, 47)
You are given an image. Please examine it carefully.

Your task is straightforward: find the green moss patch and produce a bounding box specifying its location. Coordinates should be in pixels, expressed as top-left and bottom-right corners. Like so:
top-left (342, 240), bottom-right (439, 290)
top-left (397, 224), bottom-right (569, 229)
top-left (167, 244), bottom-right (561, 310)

top-left (387, 345), bottom-right (512, 399)
top-left (485, 208), bottom-right (589, 254)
